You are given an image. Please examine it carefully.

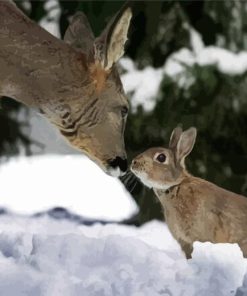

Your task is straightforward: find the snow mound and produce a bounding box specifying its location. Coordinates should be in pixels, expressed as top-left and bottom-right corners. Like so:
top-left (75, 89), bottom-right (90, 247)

top-left (0, 155), bottom-right (138, 222)
top-left (0, 216), bottom-right (245, 295)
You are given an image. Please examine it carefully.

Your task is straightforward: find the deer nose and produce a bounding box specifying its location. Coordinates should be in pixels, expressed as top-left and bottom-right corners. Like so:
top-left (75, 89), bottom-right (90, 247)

top-left (108, 157), bottom-right (128, 173)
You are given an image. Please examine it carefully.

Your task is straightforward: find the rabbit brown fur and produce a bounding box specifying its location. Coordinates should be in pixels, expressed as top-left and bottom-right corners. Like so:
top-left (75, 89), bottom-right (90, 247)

top-left (131, 127), bottom-right (247, 259)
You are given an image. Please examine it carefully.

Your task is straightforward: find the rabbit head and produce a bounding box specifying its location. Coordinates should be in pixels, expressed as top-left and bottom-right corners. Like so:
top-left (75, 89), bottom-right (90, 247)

top-left (130, 127), bottom-right (197, 190)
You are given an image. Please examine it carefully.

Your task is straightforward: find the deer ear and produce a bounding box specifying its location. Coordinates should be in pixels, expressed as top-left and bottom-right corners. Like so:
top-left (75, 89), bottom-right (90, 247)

top-left (64, 12), bottom-right (94, 55)
top-left (176, 127), bottom-right (197, 168)
top-left (94, 5), bottom-right (132, 70)
top-left (169, 126), bottom-right (183, 150)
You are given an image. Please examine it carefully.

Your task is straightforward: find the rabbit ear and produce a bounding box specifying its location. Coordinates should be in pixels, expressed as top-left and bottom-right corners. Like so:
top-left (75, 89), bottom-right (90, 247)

top-left (176, 127), bottom-right (197, 167)
top-left (64, 12), bottom-right (94, 55)
top-left (93, 5), bottom-right (132, 70)
top-left (169, 127), bottom-right (183, 150)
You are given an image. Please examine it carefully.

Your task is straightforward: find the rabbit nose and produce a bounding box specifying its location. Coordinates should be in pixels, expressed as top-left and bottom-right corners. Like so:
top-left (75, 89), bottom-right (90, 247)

top-left (131, 159), bottom-right (140, 170)
top-left (132, 154), bottom-right (143, 166)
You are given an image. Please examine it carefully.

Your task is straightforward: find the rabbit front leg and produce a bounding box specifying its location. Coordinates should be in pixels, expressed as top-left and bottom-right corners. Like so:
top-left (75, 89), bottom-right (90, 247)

top-left (178, 239), bottom-right (193, 259)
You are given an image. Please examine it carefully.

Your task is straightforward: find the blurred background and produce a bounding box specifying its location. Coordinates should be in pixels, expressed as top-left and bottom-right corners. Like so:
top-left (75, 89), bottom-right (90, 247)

top-left (1, 0), bottom-right (247, 225)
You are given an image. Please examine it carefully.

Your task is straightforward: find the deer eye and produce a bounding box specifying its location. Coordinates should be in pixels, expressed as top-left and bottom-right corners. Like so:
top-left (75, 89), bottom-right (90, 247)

top-left (155, 153), bottom-right (166, 163)
top-left (121, 106), bottom-right (128, 118)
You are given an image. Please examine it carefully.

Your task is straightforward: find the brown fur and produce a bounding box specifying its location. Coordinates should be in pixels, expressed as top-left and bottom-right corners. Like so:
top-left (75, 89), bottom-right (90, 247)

top-left (131, 127), bottom-right (247, 259)
top-left (89, 63), bottom-right (110, 94)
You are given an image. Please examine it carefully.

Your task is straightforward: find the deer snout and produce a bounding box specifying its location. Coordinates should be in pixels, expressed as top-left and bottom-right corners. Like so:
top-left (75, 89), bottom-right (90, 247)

top-left (108, 157), bottom-right (128, 176)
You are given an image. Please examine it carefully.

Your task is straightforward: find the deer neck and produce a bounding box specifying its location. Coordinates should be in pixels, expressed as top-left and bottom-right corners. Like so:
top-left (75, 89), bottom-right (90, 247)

top-left (0, 1), bottom-right (89, 116)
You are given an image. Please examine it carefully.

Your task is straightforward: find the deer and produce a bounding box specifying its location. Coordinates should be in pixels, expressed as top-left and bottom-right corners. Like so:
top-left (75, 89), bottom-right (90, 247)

top-left (0, 0), bottom-right (132, 176)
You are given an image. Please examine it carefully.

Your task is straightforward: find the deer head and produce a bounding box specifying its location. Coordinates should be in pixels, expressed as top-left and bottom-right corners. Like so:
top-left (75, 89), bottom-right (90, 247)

top-left (60, 6), bottom-right (132, 176)
top-left (0, 1), bottom-right (132, 176)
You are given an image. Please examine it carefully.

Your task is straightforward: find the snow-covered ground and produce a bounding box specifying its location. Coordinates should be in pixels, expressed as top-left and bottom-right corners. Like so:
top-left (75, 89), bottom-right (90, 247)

top-left (0, 155), bottom-right (138, 222)
top-left (0, 154), bottom-right (245, 296)
top-left (0, 215), bottom-right (245, 296)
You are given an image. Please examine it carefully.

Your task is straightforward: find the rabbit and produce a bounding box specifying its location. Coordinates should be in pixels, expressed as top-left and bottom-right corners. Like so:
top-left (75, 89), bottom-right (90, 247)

top-left (130, 126), bottom-right (247, 259)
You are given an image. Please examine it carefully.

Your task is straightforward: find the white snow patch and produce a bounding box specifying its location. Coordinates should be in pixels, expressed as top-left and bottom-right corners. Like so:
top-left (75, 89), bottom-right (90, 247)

top-left (0, 216), bottom-right (245, 295)
top-left (20, 0), bottom-right (31, 12)
top-left (189, 26), bottom-right (204, 55)
top-left (197, 48), bottom-right (247, 75)
top-left (39, 0), bottom-right (61, 38)
top-left (163, 48), bottom-right (195, 77)
top-left (0, 155), bottom-right (138, 222)
top-left (120, 58), bottom-right (164, 112)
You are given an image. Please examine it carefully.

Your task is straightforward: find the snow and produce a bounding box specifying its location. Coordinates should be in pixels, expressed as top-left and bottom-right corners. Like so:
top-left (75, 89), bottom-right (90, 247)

top-left (0, 155), bottom-right (138, 222)
top-left (0, 216), bottom-right (245, 295)
top-left (189, 26), bottom-right (204, 55)
top-left (120, 58), bottom-right (164, 112)
top-left (197, 48), bottom-right (247, 75)
top-left (120, 27), bottom-right (247, 112)
top-left (39, 0), bottom-right (61, 38)
top-left (164, 43), bottom-right (247, 78)
top-left (236, 273), bottom-right (247, 296)
top-left (20, 0), bottom-right (31, 13)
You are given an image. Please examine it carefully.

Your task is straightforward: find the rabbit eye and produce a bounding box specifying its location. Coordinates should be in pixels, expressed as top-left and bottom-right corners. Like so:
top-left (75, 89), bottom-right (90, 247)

top-left (156, 153), bottom-right (166, 163)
